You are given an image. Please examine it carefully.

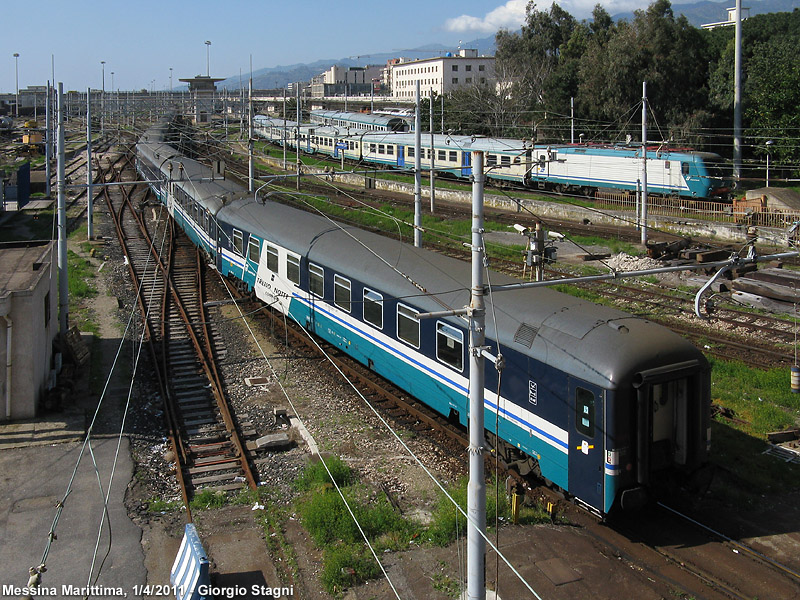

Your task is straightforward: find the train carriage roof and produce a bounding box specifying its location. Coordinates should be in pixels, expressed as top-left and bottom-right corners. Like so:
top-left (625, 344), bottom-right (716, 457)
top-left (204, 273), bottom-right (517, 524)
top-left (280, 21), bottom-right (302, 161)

top-left (218, 196), bottom-right (704, 388)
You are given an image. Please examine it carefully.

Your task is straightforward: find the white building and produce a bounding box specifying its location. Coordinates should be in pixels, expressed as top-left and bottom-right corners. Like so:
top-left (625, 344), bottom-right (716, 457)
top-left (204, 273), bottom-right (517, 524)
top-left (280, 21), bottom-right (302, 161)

top-left (311, 65), bottom-right (383, 97)
top-left (390, 49), bottom-right (496, 99)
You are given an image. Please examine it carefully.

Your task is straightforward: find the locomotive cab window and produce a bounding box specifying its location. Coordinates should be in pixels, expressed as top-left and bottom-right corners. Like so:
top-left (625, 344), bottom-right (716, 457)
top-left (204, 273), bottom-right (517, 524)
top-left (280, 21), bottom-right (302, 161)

top-left (436, 322), bottom-right (463, 371)
top-left (233, 229), bottom-right (244, 256)
top-left (334, 275), bottom-right (351, 312)
top-left (397, 304), bottom-right (420, 348)
top-left (309, 263), bottom-right (324, 298)
top-left (248, 236), bottom-right (261, 263)
top-left (575, 387), bottom-right (595, 437)
top-left (266, 244), bottom-right (278, 273)
top-left (286, 253), bottom-right (300, 285)
top-left (363, 289), bottom-right (383, 329)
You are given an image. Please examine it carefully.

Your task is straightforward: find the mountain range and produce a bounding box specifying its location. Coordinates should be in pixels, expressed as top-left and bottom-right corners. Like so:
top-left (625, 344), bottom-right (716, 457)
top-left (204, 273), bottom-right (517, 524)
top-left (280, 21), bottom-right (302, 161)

top-left (210, 0), bottom-right (799, 91)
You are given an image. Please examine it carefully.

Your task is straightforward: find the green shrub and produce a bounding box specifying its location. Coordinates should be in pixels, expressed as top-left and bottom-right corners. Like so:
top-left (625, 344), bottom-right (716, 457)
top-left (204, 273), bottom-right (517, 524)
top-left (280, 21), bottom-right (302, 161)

top-left (426, 478), bottom-right (511, 546)
top-left (319, 543), bottom-right (381, 595)
top-left (293, 455), bottom-right (355, 491)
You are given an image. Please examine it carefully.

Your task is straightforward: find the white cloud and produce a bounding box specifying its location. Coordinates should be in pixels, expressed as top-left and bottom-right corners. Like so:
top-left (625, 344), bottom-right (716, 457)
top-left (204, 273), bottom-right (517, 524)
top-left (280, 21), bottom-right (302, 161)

top-left (444, 0), bottom-right (657, 33)
top-left (444, 0), bottom-right (528, 34)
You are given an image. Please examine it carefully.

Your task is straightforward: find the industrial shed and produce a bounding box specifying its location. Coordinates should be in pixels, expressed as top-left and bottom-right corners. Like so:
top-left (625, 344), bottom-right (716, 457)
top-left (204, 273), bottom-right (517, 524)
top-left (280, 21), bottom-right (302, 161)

top-left (0, 242), bottom-right (57, 420)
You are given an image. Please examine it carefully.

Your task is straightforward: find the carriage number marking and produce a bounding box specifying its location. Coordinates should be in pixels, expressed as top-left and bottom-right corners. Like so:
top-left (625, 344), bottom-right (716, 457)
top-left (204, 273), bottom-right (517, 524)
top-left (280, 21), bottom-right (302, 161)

top-left (528, 380), bottom-right (537, 405)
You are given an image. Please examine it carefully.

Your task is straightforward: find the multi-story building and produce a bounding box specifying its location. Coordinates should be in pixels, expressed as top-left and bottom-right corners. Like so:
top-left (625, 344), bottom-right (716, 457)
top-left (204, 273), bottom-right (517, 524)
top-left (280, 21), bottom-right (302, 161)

top-left (310, 65), bottom-right (383, 98)
top-left (390, 49), bottom-right (495, 99)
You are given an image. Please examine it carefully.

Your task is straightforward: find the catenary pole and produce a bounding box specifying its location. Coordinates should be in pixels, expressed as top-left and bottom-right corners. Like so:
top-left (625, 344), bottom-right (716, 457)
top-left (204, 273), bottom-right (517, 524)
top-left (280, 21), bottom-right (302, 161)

top-left (248, 76), bottom-right (254, 193)
top-left (86, 88), bottom-right (93, 239)
top-left (467, 149), bottom-right (486, 600)
top-left (641, 81), bottom-right (648, 246)
top-left (414, 80), bottom-right (422, 247)
top-left (430, 89), bottom-right (435, 212)
top-left (733, 0), bottom-right (742, 181)
top-left (45, 82), bottom-right (52, 198)
top-left (57, 83), bottom-right (68, 336)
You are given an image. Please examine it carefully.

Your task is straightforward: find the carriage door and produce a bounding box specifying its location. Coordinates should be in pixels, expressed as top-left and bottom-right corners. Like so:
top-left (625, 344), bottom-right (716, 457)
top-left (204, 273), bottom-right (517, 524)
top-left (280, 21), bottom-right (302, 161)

top-left (568, 379), bottom-right (604, 510)
top-left (397, 145), bottom-right (405, 168)
top-left (461, 151), bottom-right (472, 177)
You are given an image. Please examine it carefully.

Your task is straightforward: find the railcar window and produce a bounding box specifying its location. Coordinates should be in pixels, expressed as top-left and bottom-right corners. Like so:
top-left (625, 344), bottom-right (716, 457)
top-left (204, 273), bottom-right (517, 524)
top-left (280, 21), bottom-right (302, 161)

top-left (682, 163), bottom-right (690, 175)
top-left (501, 156), bottom-right (511, 166)
top-left (309, 264), bottom-right (324, 298)
top-left (397, 304), bottom-right (420, 348)
top-left (438, 149), bottom-right (446, 161)
top-left (233, 229), bottom-right (244, 256)
top-left (449, 151), bottom-right (457, 162)
top-left (575, 387), bottom-right (595, 437)
top-left (379, 144), bottom-right (385, 154)
top-left (387, 145), bottom-right (394, 155)
top-left (363, 288), bottom-right (383, 329)
top-left (436, 322), bottom-right (463, 371)
top-left (334, 275), bottom-right (351, 312)
top-left (266, 244), bottom-right (278, 272)
top-left (487, 154), bottom-right (497, 167)
top-left (370, 143), bottom-right (376, 153)
top-left (408, 147), bottom-right (415, 158)
top-left (286, 254), bottom-right (300, 285)
top-left (248, 236), bottom-right (261, 263)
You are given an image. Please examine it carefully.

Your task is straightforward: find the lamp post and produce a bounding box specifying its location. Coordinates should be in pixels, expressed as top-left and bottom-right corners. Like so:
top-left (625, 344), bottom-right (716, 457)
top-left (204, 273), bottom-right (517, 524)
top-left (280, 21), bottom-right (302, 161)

top-left (205, 40), bottom-right (211, 77)
top-left (766, 140), bottom-right (773, 187)
top-left (13, 53), bottom-right (19, 117)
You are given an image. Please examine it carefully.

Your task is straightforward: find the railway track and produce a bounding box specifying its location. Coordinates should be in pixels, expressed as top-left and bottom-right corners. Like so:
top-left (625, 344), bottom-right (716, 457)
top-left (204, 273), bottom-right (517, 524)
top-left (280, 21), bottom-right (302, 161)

top-left (102, 156), bottom-right (257, 520)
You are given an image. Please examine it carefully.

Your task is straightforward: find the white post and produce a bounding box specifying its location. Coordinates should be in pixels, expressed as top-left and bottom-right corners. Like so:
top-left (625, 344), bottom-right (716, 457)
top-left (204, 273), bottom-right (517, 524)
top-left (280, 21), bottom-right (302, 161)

top-left (45, 82), bottom-right (52, 197)
top-left (248, 77), bottom-right (254, 193)
top-left (641, 81), bottom-right (648, 246)
top-left (414, 80), bottom-right (422, 248)
top-left (467, 149), bottom-right (486, 600)
top-left (57, 83), bottom-right (68, 337)
top-left (87, 88), bottom-right (93, 239)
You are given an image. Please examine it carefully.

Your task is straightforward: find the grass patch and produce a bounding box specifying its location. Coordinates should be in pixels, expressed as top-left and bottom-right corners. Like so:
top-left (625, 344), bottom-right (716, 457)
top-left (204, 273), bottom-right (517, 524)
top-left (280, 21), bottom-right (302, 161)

top-left (67, 249), bottom-right (98, 300)
top-left (147, 497), bottom-right (183, 513)
top-left (709, 357), bottom-right (800, 496)
top-left (190, 489), bottom-right (228, 510)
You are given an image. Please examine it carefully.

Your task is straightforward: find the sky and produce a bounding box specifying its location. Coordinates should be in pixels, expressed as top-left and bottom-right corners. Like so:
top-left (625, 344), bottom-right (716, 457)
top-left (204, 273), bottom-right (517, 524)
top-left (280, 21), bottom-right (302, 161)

top-left (2, 0), bottom-right (687, 93)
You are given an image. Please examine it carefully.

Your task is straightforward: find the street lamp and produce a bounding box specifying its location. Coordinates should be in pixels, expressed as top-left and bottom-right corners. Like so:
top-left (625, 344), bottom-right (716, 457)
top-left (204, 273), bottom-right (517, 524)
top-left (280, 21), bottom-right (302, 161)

top-left (205, 40), bottom-right (211, 77)
top-left (766, 140), bottom-right (774, 187)
top-left (12, 53), bottom-right (19, 117)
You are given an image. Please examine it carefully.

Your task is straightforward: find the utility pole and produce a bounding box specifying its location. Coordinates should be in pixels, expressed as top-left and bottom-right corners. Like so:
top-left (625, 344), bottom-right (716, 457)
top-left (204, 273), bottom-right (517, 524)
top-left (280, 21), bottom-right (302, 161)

top-left (641, 81), bottom-right (648, 246)
top-left (414, 80), bottom-right (422, 247)
top-left (283, 88), bottom-right (287, 171)
top-left (430, 89), bottom-right (435, 212)
top-left (86, 88), bottom-right (93, 239)
top-left (296, 83), bottom-right (301, 191)
top-left (733, 0), bottom-right (742, 181)
top-left (467, 149), bottom-right (486, 600)
top-left (57, 83), bottom-right (68, 337)
top-left (570, 97), bottom-right (575, 144)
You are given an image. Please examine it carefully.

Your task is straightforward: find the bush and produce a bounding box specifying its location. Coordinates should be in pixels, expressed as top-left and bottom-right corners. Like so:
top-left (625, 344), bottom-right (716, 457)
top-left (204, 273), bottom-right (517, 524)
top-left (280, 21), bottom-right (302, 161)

top-left (319, 543), bottom-right (381, 595)
top-left (293, 455), bottom-right (354, 491)
top-left (427, 478), bottom-right (511, 546)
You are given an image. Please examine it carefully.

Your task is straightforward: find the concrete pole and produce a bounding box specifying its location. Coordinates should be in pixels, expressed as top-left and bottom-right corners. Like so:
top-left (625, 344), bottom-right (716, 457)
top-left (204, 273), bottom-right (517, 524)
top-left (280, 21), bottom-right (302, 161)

top-left (414, 80), bottom-right (422, 247)
top-left (430, 89), bottom-right (435, 213)
top-left (733, 0), bottom-right (742, 181)
top-left (467, 149), bottom-right (486, 600)
top-left (570, 97), bottom-right (575, 144)
top-left (86, 88), bottom-right (93, 239)
top-left (57, 83), bottom-right (68, 337)
top-left (283, 88), bottom-right (287, 170)
top-left (296, 83), bottom-right (301, 191)
top-left (45, 82), bottom-right (52, 197)
top-left (641, 81), bottom-right (648, 246)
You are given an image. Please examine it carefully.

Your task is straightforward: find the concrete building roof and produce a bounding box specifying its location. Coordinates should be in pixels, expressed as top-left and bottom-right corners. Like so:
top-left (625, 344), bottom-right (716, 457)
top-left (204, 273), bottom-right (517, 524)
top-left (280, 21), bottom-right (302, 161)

top-left (0, 243), bottom-right (53, 297)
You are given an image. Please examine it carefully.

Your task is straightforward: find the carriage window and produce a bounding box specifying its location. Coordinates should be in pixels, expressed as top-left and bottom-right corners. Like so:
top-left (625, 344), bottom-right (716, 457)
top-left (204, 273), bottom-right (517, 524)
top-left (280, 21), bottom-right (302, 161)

top-left (449, 150), bottom-right (457, 162)
top-left (334, 275), bottom-right (351, 312)
top-left (266, 244), bottom-right (278, 272)
top-left (682, 163), bottom-right (690, 175)
top-left (397, 304), bottom-right (420, 348)
top-left (363, 288), bottom-right (383, 329)
top-left (387, 145), bottom-right (394, 155)
top-left (233, 229), bottom-right (244, 256)
top-left (379, 144), bottom-right (385, 154)
top-left (501, 156), bottom-right (511, 166)
top-left (286, 254), bottom-right (300, 285)
top-left (248, 236), bottom-right (261, 263)
top-left (309, 263), bottom-right (324, 298)
top-left (370, 143), bottom-right (376, 153)
top-left (436, 322), bottom-right (463, 371)
top-left (575, 387), bottom-right (595, 437)
top-left (438, 149), bottom-right (446, 161)
top-left (408, 147), bottom-right (415, 158)
top-left (487, 154), bottom-right (497, 167)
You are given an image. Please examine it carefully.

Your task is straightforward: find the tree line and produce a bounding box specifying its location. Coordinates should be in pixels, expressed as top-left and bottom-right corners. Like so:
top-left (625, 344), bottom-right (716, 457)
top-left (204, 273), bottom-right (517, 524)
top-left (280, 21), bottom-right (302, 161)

top-left (431, 0), bottom-right (800, 172)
